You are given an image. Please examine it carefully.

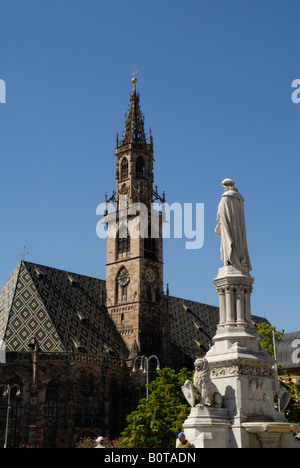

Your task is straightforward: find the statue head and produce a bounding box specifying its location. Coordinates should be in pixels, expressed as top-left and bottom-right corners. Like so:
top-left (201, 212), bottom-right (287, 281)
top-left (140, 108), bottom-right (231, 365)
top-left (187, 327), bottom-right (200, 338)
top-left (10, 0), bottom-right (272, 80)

top-left (194, 357), bottom-right (208, 373)
top-left (222, 178), bottom-right (238, 192)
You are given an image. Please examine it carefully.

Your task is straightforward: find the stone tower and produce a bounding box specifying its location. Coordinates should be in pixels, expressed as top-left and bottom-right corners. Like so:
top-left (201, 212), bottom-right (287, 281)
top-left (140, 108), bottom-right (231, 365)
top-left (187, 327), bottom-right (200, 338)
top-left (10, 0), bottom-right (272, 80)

top-left (105, 79), bottom-right (170, 365)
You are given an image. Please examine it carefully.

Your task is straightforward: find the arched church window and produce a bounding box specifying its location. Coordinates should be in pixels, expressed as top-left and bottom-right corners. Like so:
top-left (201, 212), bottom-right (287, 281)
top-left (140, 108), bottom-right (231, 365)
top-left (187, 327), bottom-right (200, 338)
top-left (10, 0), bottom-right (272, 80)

top-left (147, 283), bottom-right (153, 302)
top-left (121, 158), bottom-right (128, 180)
top-left (79, 379), bottom-right (94, 399)
top-left (43, 381), bottom-right (59, 448)
top-left (144, 226), bottom-right (157, 260)
top-left (117, 227), bottom-right (130, 254)
top-left (136, 156), bottom-right (145, 178)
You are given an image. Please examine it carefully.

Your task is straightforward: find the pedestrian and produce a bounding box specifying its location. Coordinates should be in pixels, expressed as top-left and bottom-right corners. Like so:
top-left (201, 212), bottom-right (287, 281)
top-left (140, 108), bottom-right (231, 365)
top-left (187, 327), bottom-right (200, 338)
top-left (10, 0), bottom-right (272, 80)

top-left (95, 436), bottom-right (106, 448)
top-left (177, 432), bottom-right (192, 448)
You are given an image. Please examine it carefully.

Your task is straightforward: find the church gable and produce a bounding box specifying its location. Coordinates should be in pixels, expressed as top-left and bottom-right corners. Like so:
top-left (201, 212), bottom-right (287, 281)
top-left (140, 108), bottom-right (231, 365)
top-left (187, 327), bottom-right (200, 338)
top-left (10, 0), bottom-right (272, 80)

top-left (22, 262), bottom-right (129, 358)
top-left (0, 263), bottom-right (21, 343)
top-left (0, 261), bottom-right (129, 358)
top-left (3, 262), bottom-right (65, 353)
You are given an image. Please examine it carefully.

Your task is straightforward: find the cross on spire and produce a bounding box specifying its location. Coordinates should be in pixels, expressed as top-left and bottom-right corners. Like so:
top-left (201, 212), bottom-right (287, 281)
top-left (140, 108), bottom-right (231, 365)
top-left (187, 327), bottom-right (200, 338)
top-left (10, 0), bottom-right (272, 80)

top-left (20, 246), bottom-right (28, 261)
top-left (131, 68), bottom-right (139, 80)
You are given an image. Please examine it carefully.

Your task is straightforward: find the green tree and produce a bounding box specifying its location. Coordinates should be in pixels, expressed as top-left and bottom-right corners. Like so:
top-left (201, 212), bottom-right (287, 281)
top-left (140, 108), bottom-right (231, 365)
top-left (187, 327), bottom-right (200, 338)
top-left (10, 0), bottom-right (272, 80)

top-left (118, 367), bottom-right (193, 448)
top-left (256, 323), bottom-right (283, 358)
top-left (282, 376), bottom-right (300, 425)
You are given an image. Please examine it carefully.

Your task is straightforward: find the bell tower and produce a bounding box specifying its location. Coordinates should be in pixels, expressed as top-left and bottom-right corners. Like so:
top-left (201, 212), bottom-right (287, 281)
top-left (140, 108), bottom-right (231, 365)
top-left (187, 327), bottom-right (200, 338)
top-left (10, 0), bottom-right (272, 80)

top-left (105, 78), bottom-right (170, 365)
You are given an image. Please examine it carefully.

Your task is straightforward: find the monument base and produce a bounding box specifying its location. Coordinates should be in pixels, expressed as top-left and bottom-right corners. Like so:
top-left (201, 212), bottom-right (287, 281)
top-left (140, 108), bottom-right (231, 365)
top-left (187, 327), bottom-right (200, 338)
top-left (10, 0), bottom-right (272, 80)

top-left (182, 406), bottom-right (231, 448)
top-left (182, 407), bottom-right (300, 448)
top-left (243, 422), bottom-right (300, 448)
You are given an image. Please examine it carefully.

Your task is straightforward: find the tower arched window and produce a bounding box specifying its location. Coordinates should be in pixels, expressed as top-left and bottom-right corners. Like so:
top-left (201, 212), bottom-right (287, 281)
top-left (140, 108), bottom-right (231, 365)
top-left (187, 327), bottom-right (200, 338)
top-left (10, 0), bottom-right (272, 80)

top-left (117, 226), bottom-right (130, 254)
top-left (147, 283), bottom-right (153, 302)
top-left (121, 157), bottom-right (128, 180)
top-left (136, 156), bottom-right (145, 178)
top-left (144, 226), bottom-right (157, 260)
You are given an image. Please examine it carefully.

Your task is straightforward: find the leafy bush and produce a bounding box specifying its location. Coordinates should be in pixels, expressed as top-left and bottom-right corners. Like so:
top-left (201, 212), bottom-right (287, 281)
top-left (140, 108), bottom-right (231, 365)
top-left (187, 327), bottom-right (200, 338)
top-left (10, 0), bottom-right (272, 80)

top-left (118, 367), bottom-right (193, 448)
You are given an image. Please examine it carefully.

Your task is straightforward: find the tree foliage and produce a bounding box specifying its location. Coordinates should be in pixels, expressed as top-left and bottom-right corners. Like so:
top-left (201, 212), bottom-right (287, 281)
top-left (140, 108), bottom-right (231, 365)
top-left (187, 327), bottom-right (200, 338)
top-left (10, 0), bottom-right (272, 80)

top-left (118, 367), bottom-right (193, 448)
top-left (256, 323), bottom-right (283, 358)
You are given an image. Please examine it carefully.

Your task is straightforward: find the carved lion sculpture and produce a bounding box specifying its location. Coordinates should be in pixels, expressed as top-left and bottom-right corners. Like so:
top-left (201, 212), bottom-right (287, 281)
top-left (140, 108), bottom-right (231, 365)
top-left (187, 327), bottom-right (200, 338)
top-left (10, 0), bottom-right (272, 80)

top-left (193, 358), bottom-right (222, 408)
top-left (182, 358), bottom-right (222, 408)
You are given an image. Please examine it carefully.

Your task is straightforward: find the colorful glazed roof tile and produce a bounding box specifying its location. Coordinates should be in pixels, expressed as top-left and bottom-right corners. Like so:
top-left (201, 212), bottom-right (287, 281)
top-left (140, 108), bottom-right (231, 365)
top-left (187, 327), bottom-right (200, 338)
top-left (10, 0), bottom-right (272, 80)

top-left (0, 261), bottom-right (270, 368)
top-left (0, 261), bottom-right (129, 359)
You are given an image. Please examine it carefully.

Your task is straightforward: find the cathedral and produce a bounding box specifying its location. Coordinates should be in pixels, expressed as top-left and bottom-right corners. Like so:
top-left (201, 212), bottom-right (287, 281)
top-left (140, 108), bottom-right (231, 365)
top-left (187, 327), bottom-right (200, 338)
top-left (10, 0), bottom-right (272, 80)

top-left (0, 80), bottom-right (267, 448)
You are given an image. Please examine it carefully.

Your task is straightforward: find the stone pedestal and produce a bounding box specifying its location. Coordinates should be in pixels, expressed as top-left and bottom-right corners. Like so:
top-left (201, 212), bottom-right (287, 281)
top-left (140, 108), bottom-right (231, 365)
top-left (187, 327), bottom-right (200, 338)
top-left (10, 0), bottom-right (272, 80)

top-left (183, 406), bottom-right (231, 448)
top-left (182, 265), bottom-right (300, 448)
top-left (206, 266), bottom-right (276, 440)
top-left (215, 266), bottom-right (254, 326)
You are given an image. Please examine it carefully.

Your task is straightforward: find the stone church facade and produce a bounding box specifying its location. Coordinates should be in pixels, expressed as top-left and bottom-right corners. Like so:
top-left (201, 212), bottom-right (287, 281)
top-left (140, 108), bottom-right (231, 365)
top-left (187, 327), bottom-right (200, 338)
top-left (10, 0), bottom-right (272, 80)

top-left (0, 82), bottom-right (267, 448)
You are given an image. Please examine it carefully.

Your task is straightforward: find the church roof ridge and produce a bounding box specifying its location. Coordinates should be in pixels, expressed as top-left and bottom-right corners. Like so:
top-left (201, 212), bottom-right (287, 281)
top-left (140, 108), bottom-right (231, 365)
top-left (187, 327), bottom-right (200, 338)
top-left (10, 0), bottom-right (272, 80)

top-left (22, 260), bottom-right (105, 284)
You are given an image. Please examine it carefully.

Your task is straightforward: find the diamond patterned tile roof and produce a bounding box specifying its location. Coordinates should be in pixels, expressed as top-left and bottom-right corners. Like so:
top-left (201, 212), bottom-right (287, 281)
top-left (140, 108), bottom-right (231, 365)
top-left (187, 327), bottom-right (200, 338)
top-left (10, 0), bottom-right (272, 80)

top-left (0, 261), bottom-right (129, 358)
top-left (0, 261), bottom-right (270, 367)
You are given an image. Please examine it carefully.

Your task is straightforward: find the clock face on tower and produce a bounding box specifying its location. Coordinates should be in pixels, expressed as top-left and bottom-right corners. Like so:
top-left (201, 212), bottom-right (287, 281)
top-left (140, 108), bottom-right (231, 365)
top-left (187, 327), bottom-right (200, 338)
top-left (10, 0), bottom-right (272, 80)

top-left (145, 268), bottom-right (155, 283)
top-left (118, 268), bottom-right (130, 286)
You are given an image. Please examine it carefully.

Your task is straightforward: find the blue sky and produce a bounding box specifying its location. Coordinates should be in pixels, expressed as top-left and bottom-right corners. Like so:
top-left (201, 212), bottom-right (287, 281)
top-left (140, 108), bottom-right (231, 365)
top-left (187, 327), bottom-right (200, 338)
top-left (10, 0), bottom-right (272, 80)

top-left (0, 0), bottom-right (299, 333)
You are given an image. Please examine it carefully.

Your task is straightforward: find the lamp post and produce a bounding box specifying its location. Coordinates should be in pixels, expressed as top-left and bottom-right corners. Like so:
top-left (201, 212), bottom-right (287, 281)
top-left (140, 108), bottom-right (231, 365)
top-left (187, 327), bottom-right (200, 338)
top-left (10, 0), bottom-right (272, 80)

top-left (132, 355), bottom-right (160, 399)
top-left (0, 384), bottom-right (21, 448)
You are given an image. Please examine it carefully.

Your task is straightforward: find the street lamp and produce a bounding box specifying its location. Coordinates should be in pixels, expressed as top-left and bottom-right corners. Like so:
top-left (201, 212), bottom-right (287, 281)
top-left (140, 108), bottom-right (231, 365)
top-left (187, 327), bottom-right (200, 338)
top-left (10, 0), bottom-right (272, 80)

top-left (132, 355), bottom-right (161, 399)
top-left (0, 384), bottom-right (21, 448)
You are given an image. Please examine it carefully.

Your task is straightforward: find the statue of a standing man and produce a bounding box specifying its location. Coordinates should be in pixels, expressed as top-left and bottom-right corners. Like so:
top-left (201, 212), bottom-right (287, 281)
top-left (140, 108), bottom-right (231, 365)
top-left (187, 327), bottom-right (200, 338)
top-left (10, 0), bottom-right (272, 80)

top-left (215, 179), bottom-right (252, 273)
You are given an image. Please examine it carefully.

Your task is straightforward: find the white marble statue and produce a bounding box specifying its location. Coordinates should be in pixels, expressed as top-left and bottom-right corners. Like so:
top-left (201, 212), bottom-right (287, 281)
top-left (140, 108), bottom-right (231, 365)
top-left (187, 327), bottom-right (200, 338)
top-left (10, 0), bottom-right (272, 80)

top-left (215, 179), bottom-right (252, 273)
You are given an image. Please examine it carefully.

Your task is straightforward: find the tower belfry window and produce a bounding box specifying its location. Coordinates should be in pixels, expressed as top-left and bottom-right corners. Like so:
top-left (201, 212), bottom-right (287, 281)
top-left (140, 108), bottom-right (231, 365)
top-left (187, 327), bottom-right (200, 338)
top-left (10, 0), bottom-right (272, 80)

top-left (117, 227), bottom-right (130, 254)
top-left (144, 226), bottom-right (157, 260)
top-left (136, 156), bottom-right (145, 178)
top-left (121, 158), bottom-right (129, 180)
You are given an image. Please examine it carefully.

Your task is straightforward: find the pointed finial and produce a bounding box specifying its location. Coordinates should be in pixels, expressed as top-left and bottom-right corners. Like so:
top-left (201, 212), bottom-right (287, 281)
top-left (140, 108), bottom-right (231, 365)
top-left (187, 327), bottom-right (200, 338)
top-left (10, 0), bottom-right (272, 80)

top-left (131, 68), bottom-right (139, 90)
top-left (149, 128), bottom-right (153, 147)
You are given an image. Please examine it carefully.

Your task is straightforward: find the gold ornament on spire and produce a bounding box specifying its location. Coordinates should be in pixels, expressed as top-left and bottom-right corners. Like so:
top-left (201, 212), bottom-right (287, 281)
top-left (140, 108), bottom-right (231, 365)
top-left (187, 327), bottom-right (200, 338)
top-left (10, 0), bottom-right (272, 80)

top-left (131, 68), bottom-right (139, 88)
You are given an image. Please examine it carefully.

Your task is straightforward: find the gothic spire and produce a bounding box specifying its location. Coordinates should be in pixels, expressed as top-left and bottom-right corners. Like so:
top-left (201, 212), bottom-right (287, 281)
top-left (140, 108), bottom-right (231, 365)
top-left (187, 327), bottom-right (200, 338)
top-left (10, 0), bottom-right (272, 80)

top-left (120, 79), bottom-right (148, 149)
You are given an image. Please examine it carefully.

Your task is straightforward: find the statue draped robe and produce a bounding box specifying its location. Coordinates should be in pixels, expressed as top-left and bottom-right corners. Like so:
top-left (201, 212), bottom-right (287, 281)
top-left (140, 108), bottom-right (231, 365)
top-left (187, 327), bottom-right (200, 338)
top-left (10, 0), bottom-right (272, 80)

top-left (215, 189), bottom-right (252, 273)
